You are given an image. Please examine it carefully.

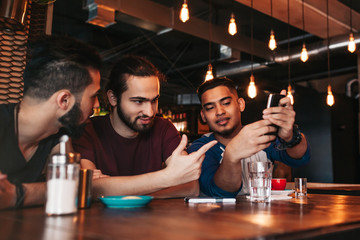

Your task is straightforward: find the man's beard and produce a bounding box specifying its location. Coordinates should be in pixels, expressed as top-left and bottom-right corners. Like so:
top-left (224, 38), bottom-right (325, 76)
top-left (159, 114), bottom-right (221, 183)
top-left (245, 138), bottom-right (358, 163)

top-left (209, 125), bottom-right (237, 138)
top-left (116, 103), bottom-right (154, 133)
top-left (58, 102), bottom-right (87, 138)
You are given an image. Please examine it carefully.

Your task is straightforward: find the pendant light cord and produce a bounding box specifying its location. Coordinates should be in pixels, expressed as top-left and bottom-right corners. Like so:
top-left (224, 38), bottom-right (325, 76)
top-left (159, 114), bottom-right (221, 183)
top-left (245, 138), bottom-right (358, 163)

top-left (270, 0), bottom-right (273, 29)
top-left (250, 0), bottom-right (254, 74)
top-left (302, 0), bottom-right (305, 42)
top-left (350, 0), bottom-right (353, 32)
top-left (326, 0), bottom-right (330, 81)
top-left (287, 0), bottom-right (291, 86)
top-left (208, 0), bottom-right (212, 65)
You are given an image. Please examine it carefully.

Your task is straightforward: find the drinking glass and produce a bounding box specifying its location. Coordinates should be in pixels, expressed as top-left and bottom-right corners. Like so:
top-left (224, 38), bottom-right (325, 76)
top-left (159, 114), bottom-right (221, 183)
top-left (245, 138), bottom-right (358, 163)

top-left (295, 178), bottom-right (307, 198)
top-left (248, 161), bottom-right (272, 202)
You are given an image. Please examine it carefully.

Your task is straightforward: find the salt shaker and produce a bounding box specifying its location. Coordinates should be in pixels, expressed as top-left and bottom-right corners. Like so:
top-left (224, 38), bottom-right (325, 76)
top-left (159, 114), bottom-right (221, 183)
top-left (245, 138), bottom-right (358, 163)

top-left (45, 135), bottom-right (80, 215)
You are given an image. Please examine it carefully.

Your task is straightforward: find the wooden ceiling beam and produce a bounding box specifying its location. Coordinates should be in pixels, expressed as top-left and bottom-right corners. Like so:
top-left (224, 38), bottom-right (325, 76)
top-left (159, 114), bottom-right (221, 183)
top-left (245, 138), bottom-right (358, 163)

top-left (236, 0), bottom-right (360, 39)
top-left (95, 0), bottom-right (272, 60)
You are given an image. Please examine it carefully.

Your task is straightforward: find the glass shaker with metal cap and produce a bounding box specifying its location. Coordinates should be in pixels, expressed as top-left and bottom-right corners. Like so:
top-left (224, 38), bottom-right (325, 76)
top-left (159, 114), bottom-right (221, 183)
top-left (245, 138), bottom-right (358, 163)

top-left (45, 135), bottom-right (80, 215)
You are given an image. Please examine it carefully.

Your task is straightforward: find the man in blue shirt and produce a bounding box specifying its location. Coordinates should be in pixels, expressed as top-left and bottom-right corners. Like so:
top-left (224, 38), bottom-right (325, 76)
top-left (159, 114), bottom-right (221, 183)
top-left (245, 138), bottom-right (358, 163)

top-left (187, 77), bottom-right (310, 197)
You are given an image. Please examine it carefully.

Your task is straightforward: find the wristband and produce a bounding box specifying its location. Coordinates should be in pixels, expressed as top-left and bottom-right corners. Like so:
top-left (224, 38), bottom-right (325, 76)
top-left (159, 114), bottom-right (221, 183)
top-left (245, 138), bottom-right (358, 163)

top-left (275, 124), bottom-right (302, 150)
top-left (14, 181), bottom-right (25, 209)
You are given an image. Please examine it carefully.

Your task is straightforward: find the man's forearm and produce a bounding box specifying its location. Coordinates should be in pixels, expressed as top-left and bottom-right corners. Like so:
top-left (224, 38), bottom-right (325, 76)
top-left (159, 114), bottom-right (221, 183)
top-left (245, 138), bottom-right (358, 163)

top-left (92, 169), bottom-right (179, 198)
top-left (213, 151), bottom-right (242, 193)
top-left (23, 182), bottom-right (46, 207)
top-left (151, 181), bottom-right (199, 199)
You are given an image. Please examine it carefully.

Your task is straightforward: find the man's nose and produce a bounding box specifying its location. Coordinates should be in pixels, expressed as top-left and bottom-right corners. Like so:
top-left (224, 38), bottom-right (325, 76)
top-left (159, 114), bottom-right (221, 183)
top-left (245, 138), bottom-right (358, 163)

top-left (215, 105), bottom-right (225, 116)
top-left (93, 97), bottom-right (100, 109)
top-left (142, 102), bottom-right (154, 117)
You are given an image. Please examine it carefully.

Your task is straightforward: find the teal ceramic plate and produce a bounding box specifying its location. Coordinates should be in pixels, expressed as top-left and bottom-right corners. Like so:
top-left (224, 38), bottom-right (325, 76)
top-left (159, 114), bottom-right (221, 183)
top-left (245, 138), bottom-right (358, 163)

top-left (99, 196), bottom-right (153, 208)
top-left (271, 189), bottom-right (295, 195)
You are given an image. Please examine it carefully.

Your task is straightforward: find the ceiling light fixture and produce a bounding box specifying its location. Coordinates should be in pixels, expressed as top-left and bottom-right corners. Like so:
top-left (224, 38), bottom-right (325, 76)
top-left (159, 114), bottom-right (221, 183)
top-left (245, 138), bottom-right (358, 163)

top-left (300, 42), bottom-right (309, 62)
top-left (228, 12), bottom-right (237, 36)
top-left (348, 32), bottom-right (356, 53)
top-left (268, 29), bottom-right (277, 51)
top-left (287, 85), bottom-right (294, 105)
top-left (300, 0), bottom-right (308, 62)
top-left (327, 85), bottom-right (334, 106)
top-left (248, 0), bottom-right (257, 98)
top-left (205, 0), bottom-right (214, 81)
top-left (348, 0), bottom-right (356, 53)
top-left (268, 0), bottom-right (277, 51)
top-left (179, 0), bottom-right (189, 23)
top-left (287, 0), bottom-right (294, 104)
top-left (248, 74), bottom-right (257, 99)
top-left (326, 0), bottom-right (334, 107)
top-left (205, 64), bottom-right (214, 81)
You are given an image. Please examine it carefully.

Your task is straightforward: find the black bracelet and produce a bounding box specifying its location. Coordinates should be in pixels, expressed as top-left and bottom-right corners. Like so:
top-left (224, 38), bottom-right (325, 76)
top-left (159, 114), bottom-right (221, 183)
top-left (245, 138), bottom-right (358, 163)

top-left (14, 181), bottom-right (25, 209)
top-left (275, 124), bottom-right (302, 150)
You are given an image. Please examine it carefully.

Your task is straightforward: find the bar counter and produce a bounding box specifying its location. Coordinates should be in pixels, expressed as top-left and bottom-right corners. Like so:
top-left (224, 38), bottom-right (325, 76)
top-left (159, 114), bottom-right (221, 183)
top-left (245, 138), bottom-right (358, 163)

top-left (2, 193), bottom-right (360, 239)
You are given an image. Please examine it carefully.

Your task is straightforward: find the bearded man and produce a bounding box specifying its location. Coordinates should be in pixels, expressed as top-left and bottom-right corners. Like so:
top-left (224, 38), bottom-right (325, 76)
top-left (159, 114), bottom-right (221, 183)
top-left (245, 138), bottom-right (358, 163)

top-left (73, 55), bottom-right (216, 198)
top-left (0, 36), bottom-right (102, 209)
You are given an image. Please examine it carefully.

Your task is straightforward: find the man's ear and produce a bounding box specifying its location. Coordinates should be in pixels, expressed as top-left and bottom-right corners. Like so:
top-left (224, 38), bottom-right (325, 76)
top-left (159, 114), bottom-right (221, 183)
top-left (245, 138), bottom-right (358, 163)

top-left (200, 109), bottom-right (207, 123)
top-left (107, 90), bottom-right (117, 107)
top-left (238, 98), bottom-right (245, 112)
top-left (56, 90), bottom-right (75, 110)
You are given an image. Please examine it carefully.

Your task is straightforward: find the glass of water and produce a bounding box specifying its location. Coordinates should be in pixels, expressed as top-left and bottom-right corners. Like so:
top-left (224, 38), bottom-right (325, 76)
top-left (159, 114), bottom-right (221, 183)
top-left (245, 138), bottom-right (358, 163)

top-left (248, 161), bottom-right (272, 203)
top-left (295, 178), bottom-right (307, 198)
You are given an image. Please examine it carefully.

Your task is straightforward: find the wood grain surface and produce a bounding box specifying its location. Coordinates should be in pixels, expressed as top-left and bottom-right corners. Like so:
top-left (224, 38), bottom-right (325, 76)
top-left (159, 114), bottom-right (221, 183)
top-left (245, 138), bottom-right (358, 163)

top-left (2, 194), bottom-right (360, 239)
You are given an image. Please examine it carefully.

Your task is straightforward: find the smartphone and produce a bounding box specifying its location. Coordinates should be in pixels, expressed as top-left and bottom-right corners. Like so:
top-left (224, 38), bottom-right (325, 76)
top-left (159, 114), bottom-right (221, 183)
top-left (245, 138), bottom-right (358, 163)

top-left (265, 93), bottom-right (286, 136)
top-left (266, 93), bottom-right (285, 108)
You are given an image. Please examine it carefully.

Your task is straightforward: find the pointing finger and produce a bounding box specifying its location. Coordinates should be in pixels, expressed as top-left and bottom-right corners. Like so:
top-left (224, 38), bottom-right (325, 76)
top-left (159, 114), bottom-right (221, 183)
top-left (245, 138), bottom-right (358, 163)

top-left (172, 134), bottom-right (188, 156)
top-left (191, 140), bottom-right (217, 159)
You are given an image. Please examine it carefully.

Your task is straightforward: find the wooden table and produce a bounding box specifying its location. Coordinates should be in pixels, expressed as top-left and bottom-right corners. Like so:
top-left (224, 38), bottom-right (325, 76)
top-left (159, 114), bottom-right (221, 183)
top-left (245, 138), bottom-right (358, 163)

top-left (2, 194), bottom-right (360, 239)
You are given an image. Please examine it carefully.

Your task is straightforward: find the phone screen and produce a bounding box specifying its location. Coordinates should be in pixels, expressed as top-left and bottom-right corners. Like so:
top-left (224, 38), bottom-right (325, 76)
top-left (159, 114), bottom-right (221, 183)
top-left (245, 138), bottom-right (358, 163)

top-left (265, 93), bottom-right (286, 136)
top-left (266, 93), bottom-right (285, 108)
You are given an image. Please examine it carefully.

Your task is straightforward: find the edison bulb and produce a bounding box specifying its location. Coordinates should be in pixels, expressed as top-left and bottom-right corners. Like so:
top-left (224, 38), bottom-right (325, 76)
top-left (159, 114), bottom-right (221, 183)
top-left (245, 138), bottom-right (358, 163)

top-left (300, 43), bottom-right (309, 62)
top-left (348, 32), bottom-right (356, 53)
top-left (247, 75), bottom-right (257, 99)
top-left (228, 13), bottom-right (237, 36)
top-left (268, 30), bottom-right (277, 51)
top-left (180, 2), bottom-right (189, 23)
top-left (326, 85), bottom-right (335, 106)
top-left (205, 64), bottom-right (214, 81)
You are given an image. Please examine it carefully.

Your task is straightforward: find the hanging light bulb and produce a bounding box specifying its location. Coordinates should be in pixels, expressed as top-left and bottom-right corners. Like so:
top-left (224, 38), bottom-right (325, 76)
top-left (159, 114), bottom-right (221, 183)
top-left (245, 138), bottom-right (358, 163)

top-left (268, 29), bottom-right (277, 50)
top-left (205, 64), bottom-right (214, 81)
top-left (300, 42), bottom-right (309, 62)
top-left (287, 84), bottom-right (294, 105)
top-left (179, 0), bottom-right (190, 23)
top-left (326, 85), bottom-right (335, 106)
top-left (247, 74), bottom-right (257, 99)
top-left (228, 13), bottom-right (237, 36)
top-left (348, 32), bottom-right (356, 53)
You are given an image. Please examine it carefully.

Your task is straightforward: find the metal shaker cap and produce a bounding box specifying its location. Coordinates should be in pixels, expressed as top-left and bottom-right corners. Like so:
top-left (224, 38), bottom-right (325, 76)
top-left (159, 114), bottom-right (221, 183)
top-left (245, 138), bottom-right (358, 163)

top-left (50, 152), bottom-right (80, 164)
top-left (50, 154), bottom-right (67, 164)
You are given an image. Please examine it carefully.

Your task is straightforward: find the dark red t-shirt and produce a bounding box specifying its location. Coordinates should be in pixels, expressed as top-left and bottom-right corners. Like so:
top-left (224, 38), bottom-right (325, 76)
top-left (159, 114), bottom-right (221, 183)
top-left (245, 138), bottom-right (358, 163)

top-left (72, 115), bottom-right (181, 176)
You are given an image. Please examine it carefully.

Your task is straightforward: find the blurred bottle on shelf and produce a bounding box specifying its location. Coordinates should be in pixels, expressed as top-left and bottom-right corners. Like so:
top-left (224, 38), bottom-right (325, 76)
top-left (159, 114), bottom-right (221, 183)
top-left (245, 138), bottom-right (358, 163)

top-left (169, 112), bottom-right (188, 133)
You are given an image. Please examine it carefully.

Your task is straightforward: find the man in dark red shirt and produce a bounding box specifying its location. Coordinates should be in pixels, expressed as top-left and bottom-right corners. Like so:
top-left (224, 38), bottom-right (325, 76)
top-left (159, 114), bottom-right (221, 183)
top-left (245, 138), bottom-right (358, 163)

top-left (73, 55), bottom-right (216, 198)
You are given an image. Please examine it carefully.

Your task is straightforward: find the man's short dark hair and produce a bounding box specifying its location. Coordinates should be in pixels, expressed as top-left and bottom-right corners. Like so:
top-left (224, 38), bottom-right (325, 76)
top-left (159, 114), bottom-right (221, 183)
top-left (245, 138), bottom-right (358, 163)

top-left (197, 77), bottom-right (238, 103)
top-left (23, 36), bottom-right (102, 99)
top-left (106, 55), bottom-right (165, 101)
